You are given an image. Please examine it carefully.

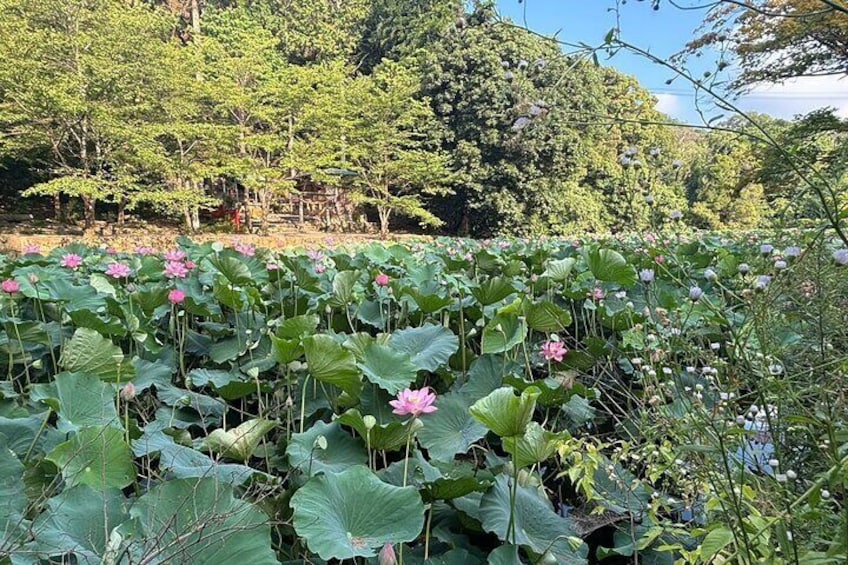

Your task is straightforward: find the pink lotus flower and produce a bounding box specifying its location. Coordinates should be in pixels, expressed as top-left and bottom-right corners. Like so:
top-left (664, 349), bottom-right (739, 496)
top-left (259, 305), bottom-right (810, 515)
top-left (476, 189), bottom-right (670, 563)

top-left (184, 260), bottom-right (196, 270)
top-left (134, 246), bottom-right (156, 256)
top-left (267, 263), bottom-right (280, 271)
top-left (22, 244), bottom-right (41, 255)
top-left (1, 279), bottom-right (20, 294)
top-left (234, 242), bottom-right (255, 257)
top-left (541, 340), bottom-right (568, 362)
top-left (164, 261), bottom-right (189, 279)
top-left (315, 263), bottom-right (326, 274)
top-left (591, 287), bottom-right (605, 300)
top-left (106, 247), bottom-right (118, 255)
top-left (164, 250), bottom-right (186, 262)
top-left (168, 288), bottom-right (186, 305)
top-left (60, 254), bottom-right (83, 270)
top-left (655, 255), bottom-right (666, 264)
top-left (375, 273), bottom-right (390, 287)
top-left (306, 250), bottom-right (325, 262)
top-left (390, 387), bottom-right (438, 417)
top-left (105, 262), bottom-right (132, 279)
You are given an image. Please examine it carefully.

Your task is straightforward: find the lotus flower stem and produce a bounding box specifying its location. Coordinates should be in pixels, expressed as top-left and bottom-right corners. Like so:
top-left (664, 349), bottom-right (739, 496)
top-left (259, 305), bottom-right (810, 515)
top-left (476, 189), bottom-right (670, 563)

top-left (299, 375), bottom-right (310, 434)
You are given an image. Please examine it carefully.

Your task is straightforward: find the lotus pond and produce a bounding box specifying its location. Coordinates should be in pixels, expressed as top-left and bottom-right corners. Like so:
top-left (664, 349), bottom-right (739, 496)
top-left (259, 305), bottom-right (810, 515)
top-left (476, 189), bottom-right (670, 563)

top-left (1, 233), bottom-right (847, 564)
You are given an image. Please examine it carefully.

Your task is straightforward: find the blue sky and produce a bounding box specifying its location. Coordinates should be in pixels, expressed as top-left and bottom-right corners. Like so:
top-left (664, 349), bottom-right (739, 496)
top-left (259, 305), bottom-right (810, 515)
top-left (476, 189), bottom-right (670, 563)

top-left (496, 0), bottom-right (848, 123)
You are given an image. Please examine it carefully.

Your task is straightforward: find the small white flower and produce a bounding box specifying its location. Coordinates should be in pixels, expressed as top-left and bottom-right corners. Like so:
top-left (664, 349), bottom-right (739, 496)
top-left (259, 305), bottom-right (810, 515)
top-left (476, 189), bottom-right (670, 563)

top-left (769, 458), bottom-right (779, 468)
top-left (822, 489), bottom-right (831, 499)
top-left (785, 469), bottom-right (797, 480)
top-left (776, 473), bottom-right (787, 483)
top-left (736, 415), bottom-right (746, 425)
top-left (704, 268), bottom-right (717, 280)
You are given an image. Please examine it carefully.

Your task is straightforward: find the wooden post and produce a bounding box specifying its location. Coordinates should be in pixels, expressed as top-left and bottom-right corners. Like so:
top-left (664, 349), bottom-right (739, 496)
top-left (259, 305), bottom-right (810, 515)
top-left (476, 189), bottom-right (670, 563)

top-left (298, 196), bottom-right (304, 226)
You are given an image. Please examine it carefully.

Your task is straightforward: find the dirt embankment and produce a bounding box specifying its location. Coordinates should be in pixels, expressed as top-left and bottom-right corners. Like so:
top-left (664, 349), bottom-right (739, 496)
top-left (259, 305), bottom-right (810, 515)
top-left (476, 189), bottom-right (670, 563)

top-left (0, 225), bottom-right (424, 254)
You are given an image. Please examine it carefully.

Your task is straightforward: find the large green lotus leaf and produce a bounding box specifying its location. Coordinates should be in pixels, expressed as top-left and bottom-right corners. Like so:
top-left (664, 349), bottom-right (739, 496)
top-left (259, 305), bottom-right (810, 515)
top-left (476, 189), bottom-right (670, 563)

top-left (0, 435), bottom-right (28, 552)
top-left (488, 544), bottom-right (525, 564)
top-left (472, 277), bottom-right (516, 306)
top-left (459, 356), bottom-right (521, 401)
top-left (470, 387), bottom-right (540, 439)
top-left (270, 335), bottom-right (303, 364)
top-left (291, 465), bottom-right (425, 560)
top-left (287, 420), bottom-right (367, 476)
top-left (55, 372), bottom-right (119, 433)
top-left (58, 328), bottom-right (133, 381)
top-left (304, 334), bottom-right (363, 397)
top-left (480, 476), bottom-right (587, 564)
top-left (358, 343), bottom-right (418, 394)
top-left (391, 324), bottom-right (459, 372)
top-left (502, 422), bottom-right (567, 469)
top-left (584, 248), bottom-right (637, 287)
top-left (187, 368), bottom-right (255, 401)
top-left (481, 314), bottom-right (527, 355)
top-left (417, 393), bottom-right (487, 462)
top-left (523, 300), bottom-right (572, 333)
top-left (47, 425), bottom-right (135, 489)
top-left (277, 314), bottom-right (320, 338)
top-left (204, 418), bottom-right (275, 462)
top-left (336, 409), bottom-right (409, 451)
top-left (205, 254), bottom-right (253, 286)
top-left (407, 288), bottom-right (453, 314)
top-left (542, 258), bottom-right (576, 282)
top-left (125, 478), bottom-right (277, 565)
top-left (329, 270), bottom-right (359, 308)
top-left (134, 430), bottom-right (258, 485)
top-left (29, 485), bottom-right (128, 565)
top-left (0, 412), bottom-right (50, 457)
top-left (68, 309), bottom-right (127, 337)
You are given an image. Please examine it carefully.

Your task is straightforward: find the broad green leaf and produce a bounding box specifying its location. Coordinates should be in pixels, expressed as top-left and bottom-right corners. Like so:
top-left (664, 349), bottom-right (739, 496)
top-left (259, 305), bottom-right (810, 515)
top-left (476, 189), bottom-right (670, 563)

top-left (287, 421), bottom-right (367, 476)
top-left (470, 386), bottom-right (540, 438)
top-left (47, 425), bottom-right (135, 489)
top-left (206, 255), bottom-right (253, 285)
top-left (543, 258), bottom-right (576, 282)
top-left (391, 324), bottom-right (459, 372)
top-left (55, 372), bottom-right (119, 432)
top-left (584, 248), bottom-right (637, 287)
top-left (205, 418), bottom-right (275, 462)
top-left (59, 328), bottom-right (133, 381)
top-left (418, 393), bottom-right (487, 462)
top-left (277, 314), bottom-right (320, 338)
top-left (336, 409), bottom-right (409, 451)
top-left (0, 435), bottom-right (27, 552)
top-left (487, 544), bottom-right (525, 565)
top-left (700, 527), bottom-right (734, 559)
top-left (481, 314), bottom-right (527, 355)
top-left (29, 486), bottom-right (128, 565)
top-left (291, 465), bottom-right (425, 560)
top-left (358, 343), bottom-right (417, 394)
top-left (480, 476), bottom-right (587, 564)
top-left (304, 334), bottom-right (362, 397)
top-left (125, 478), bottom-right (276, 565)
top-left (330, 270), bottom-right (358, 307)
top-left (472, 277), bottom-right (517, 305)
top-left (502, 422), bottom-right (566, 469)
top-left (524, 301), bottom-right (572, 333)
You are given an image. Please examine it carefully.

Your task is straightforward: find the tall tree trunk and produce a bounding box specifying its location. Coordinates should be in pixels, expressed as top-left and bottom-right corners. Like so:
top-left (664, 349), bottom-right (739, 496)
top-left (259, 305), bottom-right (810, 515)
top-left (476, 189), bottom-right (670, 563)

top-left (82, 196), bottom-right (95, 230)
top-left (53, 194), bottom-right (63, 223)
top-left (260, 189), bottom-right (269, 236)
top-left (117, 196), bottom-right (127, 226)
top-left (378, 206), bottom-right (390, 238)
top-left (190, 0), bottom-right (201, 35)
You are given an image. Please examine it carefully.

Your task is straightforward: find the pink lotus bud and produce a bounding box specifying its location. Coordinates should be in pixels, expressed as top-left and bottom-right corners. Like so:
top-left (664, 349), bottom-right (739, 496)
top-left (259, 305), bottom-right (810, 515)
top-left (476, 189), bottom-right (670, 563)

top-left (375, 273), bottom-right (390, 287)
top-left (168, 289), bottom-right (186, 305)
top-left (378, 543), bottom-right (397, 565)
top-left (120, 382), bottom-right (136, 401)
top-left (1, 279), bottom-right (20, 294)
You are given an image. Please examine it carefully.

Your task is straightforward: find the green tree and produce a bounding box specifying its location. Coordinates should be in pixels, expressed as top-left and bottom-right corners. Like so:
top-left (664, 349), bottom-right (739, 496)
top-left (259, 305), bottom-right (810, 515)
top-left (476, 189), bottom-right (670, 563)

top-left (685, 0), bottom-right (848, 90)
top-left (343, 60), bottom-right (452, 236)
top-left (0, 0), bottom-right (177, 228)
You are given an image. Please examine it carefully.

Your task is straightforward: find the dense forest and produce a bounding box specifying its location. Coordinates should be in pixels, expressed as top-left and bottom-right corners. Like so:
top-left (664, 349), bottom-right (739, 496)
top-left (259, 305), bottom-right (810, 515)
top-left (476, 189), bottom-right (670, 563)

top-left (0, 0), bottom-right (845, 237)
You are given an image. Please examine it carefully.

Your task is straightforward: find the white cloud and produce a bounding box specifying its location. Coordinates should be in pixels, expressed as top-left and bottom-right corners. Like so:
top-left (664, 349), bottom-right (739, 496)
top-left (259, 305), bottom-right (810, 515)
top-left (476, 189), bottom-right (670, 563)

top-left (739, 75), bottom-right (848, 119)
top-left (654, 93), bottom-right (683, 118)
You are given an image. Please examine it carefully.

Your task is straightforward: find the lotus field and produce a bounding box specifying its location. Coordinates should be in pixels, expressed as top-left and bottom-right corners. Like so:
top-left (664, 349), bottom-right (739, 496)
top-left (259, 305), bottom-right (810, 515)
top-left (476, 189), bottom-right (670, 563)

top-left (1, 233), bottom-right (847, 564)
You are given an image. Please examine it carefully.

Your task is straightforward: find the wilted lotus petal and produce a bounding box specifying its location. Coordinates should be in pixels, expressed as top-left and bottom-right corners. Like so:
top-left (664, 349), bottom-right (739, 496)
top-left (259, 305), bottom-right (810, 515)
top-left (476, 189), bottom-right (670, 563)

top-left (512, 117), bottom-right (531, 131)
